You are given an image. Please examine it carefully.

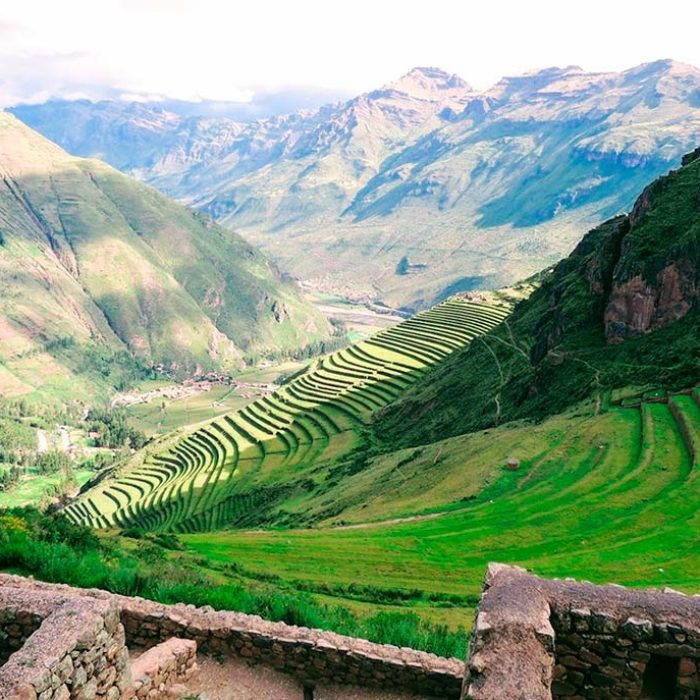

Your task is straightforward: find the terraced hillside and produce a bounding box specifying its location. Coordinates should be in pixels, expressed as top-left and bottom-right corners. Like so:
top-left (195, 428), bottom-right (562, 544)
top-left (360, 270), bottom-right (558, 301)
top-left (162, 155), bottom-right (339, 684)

top-left (181, 388), bottom-right (700, 627)
top-left (65, 298), bottom-right (509, 532)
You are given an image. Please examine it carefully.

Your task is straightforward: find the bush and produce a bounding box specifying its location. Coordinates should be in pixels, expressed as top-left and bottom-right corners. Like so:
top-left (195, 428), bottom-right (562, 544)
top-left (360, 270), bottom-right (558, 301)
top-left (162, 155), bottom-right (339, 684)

top-left (86, 408), bottom-right (147, 449)
top-left (0, 507), bottom-right (467, 658)
top-left (35, 450), bottom-right (72, 475)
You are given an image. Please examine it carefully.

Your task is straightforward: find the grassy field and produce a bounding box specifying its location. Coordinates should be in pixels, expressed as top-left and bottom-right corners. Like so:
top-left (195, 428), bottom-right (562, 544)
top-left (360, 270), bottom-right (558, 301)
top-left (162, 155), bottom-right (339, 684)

top-left (123, 361), bottom-right (310, 437)
top-left (306, 291), bottom-right (406, 341)
top-left (181, 393), bottom-right (700, 628)
top-left (0, 467), bottom-right (94, 508)
top-left (61, 288), bottom-right (700, 636)
top-left (124, 385), bottom-right (250, 437)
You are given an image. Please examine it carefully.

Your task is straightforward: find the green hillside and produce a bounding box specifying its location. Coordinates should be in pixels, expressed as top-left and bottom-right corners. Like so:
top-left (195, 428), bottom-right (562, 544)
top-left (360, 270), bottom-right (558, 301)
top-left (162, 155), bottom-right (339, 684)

top-left (373, 147), bottom-right (700, 447)
top-left (48, 148), bottom-right (700, 644)
top-left (181, 390), bottom-right (700, 624)
top-left (0, 113), bottom-right (331, 403)
top-left (64, 298), bottom-right (509, 531)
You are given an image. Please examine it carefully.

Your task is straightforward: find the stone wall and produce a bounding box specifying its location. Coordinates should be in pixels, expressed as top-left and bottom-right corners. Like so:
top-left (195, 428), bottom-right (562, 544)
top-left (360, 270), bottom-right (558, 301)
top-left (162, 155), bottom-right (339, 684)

top-left (0, 588), bottom-right (130, 700)
top-left (551, 606), bottom-right (700, 698)
top-left (0, 574), bottom-right (464, 699)
top-left (463, 563), bottom-right (700, 700)
top-left (130, 638), bottom-right (197, 699)
top-left (8, 566), bottom-right (700, 700)
top-left (0, 591), bottom-right (45, 665)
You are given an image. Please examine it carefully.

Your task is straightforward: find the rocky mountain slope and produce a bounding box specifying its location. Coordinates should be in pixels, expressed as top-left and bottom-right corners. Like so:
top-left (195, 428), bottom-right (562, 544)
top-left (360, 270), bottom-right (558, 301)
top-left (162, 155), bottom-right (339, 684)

top-left (0, 113), bottom-right (330, 401)
top-left (12, 61), bottom-right (700, 309)
top-left (373, 147), bottom-right (700, 447)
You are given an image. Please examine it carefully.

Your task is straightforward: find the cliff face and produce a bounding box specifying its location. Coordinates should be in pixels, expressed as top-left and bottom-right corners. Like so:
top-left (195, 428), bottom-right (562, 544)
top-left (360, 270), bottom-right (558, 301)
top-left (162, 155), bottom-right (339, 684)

top-left (604, 261), bottom-right (697, 342)
top-left (603, 148), bottom-right (700, 342)
top-left (531, 147), bottom-right (700, 358)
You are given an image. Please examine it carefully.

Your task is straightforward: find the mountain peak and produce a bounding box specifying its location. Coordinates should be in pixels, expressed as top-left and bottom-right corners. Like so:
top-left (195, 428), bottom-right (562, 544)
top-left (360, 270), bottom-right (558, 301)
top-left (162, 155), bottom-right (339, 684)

top-left (623, 57), bottom-right (700, 79)
top-left (384, 67), bottom-right (473, 98)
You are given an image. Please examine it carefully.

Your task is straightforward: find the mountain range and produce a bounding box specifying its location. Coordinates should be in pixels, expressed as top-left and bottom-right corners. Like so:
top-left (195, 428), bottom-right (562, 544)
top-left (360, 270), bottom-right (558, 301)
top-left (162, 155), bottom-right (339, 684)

top-left (375, 146), bottom-right (700, 447)
top-left (11, 60), bottom-right (700, 309)
top-left (0, 113), bottom-right (330, 401)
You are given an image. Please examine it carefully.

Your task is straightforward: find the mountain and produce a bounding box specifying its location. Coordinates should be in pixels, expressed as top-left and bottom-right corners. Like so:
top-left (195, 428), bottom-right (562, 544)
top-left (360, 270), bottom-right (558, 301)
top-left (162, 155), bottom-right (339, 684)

top-left (0, 113), bottom-right (331, 401)
top-left (373, 147), bottom-right (700, 448)
top-left (12, 61), bottom-right (700, 309)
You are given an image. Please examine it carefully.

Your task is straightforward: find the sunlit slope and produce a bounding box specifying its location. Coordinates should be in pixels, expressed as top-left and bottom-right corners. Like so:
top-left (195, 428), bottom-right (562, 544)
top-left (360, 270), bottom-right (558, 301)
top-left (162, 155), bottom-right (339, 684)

top-left (65, 298), bottom-right (509, 531)
top-left (14, 62), bottom-right (700, 309)
top-left (0, 112), bottom-right (330, 400)
top-left (181, 389), bottom-right (700, 617)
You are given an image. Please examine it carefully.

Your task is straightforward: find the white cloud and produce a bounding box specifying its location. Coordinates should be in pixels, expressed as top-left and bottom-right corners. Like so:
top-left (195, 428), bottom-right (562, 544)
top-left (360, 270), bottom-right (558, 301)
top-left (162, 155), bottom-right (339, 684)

top-left (0, 0), bottom-right (699, 107)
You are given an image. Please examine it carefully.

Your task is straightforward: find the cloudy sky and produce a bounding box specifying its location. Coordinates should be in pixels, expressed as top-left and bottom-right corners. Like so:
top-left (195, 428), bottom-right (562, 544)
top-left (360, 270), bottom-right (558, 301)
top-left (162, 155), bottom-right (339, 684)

top-left (1, 0), bottom-right (699, 109)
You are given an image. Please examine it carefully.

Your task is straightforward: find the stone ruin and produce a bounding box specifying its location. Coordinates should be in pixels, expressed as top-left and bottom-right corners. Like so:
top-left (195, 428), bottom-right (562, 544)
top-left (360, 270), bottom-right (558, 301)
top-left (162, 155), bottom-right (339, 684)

top-left (0, 573), bottom-right (462, 700)
top-left (1, 565), bottom-right (700, 699)
top-left (464, 564), bottom-right (700, 699)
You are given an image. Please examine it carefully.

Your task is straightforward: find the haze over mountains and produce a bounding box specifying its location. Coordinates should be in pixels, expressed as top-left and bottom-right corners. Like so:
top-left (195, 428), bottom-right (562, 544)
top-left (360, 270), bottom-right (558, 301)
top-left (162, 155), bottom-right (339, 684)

top-left (11, 59), bottom-right (700, 309)
top-left (0, 113), bottom-right (330, 400)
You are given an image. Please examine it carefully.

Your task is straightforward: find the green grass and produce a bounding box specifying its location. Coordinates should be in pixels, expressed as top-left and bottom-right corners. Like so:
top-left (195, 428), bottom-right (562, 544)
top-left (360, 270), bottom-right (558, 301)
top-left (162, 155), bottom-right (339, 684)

top-left (181, 394), bottom-right (700, 627)
top-left (0, 508), bottom-right (468, 658)
top-left (0, 468), bottom-right (94, 508)
top-left (124, 385), bottom-right (250, 437)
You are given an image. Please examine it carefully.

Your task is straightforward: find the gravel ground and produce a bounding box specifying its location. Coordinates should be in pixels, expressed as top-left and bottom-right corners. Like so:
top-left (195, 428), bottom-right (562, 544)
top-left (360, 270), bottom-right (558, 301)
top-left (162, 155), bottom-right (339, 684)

top-left (175, 655), bottom-right (432, 700)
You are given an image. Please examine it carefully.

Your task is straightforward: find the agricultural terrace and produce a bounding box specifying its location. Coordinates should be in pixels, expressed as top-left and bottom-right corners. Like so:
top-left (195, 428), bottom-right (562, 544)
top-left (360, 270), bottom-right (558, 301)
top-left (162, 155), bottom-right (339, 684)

top-left (182, 390), bottom-right (700, 627)
top-left (64, 298), bottom-right (509, 532)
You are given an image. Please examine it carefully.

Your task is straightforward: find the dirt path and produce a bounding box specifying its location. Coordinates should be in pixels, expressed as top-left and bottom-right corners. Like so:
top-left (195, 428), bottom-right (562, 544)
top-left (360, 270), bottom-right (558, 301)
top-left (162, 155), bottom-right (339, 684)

top-left (36, 429), bottom-right (48, 453)
top-left (332, 509), bottom-right (460, 531)
top-left (171, 655), bottom-right (428, 700)
top-left (59, 427), bottom-right (70, 452)
top-left (244, 506), bottom-right (474, 537)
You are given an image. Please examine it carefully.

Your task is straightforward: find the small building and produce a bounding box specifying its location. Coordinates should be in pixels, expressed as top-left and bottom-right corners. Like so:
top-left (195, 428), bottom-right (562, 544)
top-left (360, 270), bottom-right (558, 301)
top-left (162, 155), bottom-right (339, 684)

top-left (505, 456), bottom-right (520, 471)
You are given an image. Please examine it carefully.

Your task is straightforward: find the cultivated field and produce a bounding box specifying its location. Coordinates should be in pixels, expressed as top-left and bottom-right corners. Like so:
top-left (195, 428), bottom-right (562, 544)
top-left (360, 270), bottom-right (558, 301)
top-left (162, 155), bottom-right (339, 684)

top-left (65, 298), bottom-right (509, 531)
top-left (182, 391), bottom-right (700, 625)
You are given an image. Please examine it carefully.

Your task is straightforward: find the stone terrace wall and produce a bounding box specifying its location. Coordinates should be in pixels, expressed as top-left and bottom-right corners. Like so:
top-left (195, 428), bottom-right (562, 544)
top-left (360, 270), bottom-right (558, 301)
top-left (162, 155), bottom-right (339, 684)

top-left (0, 574), bottom-right (464, 698)
top-left (0, 587), bottom-right (130, 700)
top-left (0, 589), bottom-right (47, 665)
top-left (130, 638), bottom-right (197, 699)
top-left (463, 563), bottom-right (700, 700)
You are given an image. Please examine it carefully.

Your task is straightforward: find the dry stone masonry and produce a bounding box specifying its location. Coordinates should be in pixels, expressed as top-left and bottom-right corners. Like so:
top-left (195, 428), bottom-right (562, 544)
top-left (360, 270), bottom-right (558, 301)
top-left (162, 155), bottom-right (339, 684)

top-left (0, 574), bottom-right (463, 699)
top-left (0, 588), bottom-right (130, 700)
top-left (130, 638), bottom-right (197, 699)
top-left (464, 564), bottom-right (700, 699)
top-left (3, 566), bottom-right (700, 699)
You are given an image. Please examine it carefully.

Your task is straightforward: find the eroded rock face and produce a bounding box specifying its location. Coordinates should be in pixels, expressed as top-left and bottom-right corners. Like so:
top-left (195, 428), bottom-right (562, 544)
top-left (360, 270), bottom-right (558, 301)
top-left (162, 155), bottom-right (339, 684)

top-left (604, 260), bottom-right (697, 342)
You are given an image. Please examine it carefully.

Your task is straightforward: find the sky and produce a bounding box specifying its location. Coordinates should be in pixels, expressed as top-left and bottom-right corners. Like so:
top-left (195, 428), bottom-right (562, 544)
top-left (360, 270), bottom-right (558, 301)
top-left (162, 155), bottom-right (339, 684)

top-left (1, 0), bottom-right (699, 109)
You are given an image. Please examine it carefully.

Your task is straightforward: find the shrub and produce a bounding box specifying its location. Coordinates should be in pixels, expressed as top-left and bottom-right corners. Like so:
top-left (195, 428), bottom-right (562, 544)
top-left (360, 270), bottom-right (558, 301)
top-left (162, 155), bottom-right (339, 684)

top-left (0, 507), bottom-right (467, 657)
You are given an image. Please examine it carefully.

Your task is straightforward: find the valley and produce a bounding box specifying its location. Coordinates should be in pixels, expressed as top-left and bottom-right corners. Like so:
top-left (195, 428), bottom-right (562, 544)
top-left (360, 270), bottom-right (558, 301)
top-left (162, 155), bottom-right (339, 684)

top-left (64, 297), bottom-right (510, 531)
top-left (13, 61), bottom-right (700, 309)
top-left (0, 28), bottom-right (700, 700)
top-left (23, 145), bottom-right (691, 656)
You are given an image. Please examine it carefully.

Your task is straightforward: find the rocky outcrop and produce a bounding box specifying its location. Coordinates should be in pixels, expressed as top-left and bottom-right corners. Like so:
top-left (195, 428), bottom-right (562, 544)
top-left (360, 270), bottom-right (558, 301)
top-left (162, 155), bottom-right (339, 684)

top-left (531, 150), bottom-right (700, 353)
top-left (602, 153), bottom-right (700, 343)
top-left (604, 260), bottom-right (697, 342)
